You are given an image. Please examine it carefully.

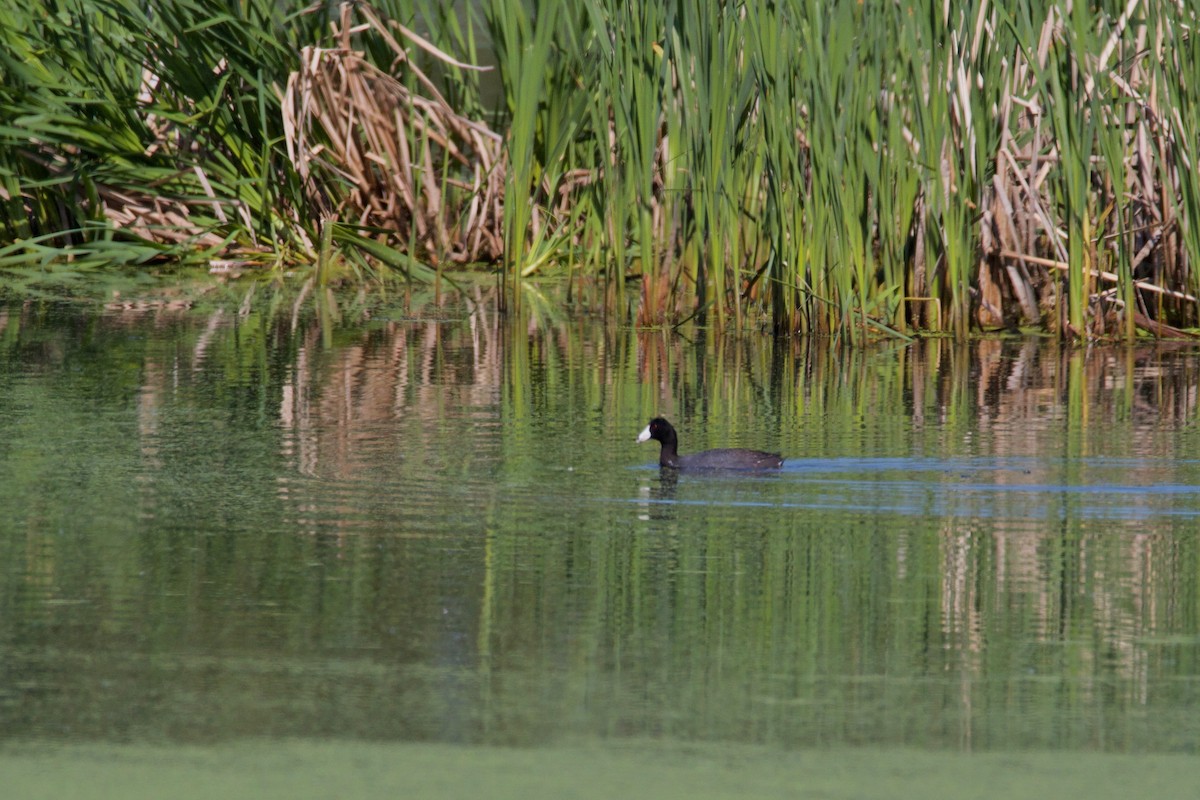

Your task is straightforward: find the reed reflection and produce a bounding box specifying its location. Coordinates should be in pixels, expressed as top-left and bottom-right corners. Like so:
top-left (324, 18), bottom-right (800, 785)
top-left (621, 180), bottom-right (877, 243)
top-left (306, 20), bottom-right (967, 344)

top-left (3, 292), bottom-right (1200, 751)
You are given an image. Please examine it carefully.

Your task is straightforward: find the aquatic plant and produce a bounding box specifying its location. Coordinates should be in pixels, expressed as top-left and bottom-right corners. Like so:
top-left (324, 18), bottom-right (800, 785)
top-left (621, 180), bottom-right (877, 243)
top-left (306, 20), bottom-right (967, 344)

top-left (3, 1), bottom-right (1200, 340)
top-left (477, 0), bottom-right (1200, 339)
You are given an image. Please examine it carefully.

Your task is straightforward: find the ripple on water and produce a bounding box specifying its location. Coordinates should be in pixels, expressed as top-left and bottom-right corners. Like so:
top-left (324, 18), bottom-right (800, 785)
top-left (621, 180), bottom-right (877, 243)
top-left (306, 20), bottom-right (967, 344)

top-left (622, 455), bottom-right (1200, 526)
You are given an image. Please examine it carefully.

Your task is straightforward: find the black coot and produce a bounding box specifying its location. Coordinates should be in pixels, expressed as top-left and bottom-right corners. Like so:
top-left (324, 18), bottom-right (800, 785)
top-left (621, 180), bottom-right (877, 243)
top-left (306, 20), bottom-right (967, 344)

top-left (636, 417), bottom-right (783, 470)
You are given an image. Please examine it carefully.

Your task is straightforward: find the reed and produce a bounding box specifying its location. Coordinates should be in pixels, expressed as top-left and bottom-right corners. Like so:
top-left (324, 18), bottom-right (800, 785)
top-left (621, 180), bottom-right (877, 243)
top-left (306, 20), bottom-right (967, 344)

top-left (0, 0), bottom-right (323, 261)
top-left (1158, 3), bottom-right (1200, 318)
top-left (0, 0), bottom-right (489, 279)
top-left (4, 1), bottom-right (1200, 340)
top-left (582, 0), bottom-right (675, 323)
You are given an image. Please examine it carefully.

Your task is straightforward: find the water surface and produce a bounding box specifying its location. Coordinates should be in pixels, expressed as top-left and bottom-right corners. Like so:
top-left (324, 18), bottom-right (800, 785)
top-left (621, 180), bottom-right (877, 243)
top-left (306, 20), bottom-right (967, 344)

top-left (2, 292), bottom-right (1200, 794)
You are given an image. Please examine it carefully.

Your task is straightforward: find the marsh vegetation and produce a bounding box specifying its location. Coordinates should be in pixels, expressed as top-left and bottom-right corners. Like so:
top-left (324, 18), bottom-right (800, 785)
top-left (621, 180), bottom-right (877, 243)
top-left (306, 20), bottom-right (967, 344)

top-left (4, 1), bottom-right (1200, 339)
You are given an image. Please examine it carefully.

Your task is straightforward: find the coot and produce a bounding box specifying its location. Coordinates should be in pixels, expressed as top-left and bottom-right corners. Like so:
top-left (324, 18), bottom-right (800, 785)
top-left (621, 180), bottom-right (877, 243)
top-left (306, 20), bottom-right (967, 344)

top-left (636, 417), bottom-right (783, 470)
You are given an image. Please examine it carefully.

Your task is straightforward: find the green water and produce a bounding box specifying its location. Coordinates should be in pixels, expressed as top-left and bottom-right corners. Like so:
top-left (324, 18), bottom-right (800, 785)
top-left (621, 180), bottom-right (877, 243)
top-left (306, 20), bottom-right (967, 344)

top-left (2, 293), bottom-right (1200, 795)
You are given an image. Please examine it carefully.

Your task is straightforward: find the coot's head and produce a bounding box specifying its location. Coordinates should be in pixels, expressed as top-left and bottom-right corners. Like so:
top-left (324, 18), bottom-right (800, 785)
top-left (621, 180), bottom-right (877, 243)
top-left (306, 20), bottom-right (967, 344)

top-left (636, 417), bottom-right (676, 446)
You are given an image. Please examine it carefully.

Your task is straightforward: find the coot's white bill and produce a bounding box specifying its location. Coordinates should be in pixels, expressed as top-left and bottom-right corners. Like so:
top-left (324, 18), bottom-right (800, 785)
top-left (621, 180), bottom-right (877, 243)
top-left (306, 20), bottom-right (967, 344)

top-left (636, 424), bottom-right (652, 443)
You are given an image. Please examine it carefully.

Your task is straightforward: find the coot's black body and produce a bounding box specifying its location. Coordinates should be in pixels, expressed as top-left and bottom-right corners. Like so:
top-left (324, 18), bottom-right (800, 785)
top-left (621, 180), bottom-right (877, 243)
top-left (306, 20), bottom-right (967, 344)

top-left (637, 417), bottom-right (783, 470)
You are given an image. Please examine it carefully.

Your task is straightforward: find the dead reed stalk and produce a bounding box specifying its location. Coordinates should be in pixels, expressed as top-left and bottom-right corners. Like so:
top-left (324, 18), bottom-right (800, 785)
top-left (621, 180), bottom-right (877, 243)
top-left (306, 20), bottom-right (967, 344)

top-left (282, 3), bottom-right (504, 266)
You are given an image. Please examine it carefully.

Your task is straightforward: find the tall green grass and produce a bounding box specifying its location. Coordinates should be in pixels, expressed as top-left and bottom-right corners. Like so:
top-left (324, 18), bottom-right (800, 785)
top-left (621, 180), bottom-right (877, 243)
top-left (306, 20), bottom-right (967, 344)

top-left (3, 1), bottom-right (1200, 339)
top-left (581, 0), bottom-right (673, 322)
top-left (475, 0), bottom-right (1200, 338)
top-left (0, 0), bottom-right (318, 262)
top-left (1158, 3), bottom-right (1200, 314)
top-left (0, 0), bottom-right (447, 278)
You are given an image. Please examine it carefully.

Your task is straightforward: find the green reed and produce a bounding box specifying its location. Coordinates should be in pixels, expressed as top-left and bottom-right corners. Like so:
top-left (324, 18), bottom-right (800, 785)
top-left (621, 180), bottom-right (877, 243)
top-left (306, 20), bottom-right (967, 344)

top-left (1158, 4), bottom-right (1200, 306)
top-left (0, 0), bottom-right (454, 278)
top-left (0, 0), bottom-right (316, 254)
top-left (800, 0), bottom-right (857, 338)
top-left (580, 0), bottom-right (673, 320)
top-left (1046, 4), bottom-right (1097, 337)
top-left (1095, 73), bottom-right (1135, 341)
top-left (5, 1), bottom-right (1200, 339)
top-left (745, 0), bottom-right (802, 333)
top-left (676, 3), bottom-right (759, 329)
top-left (485, 0), bottom-right (542, 307)
top-left (482, 0), bottom-right (1200, 338)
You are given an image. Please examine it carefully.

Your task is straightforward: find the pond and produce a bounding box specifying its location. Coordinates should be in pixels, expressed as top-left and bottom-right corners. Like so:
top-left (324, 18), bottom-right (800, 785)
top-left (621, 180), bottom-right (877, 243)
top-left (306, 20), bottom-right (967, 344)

top-left (2, 284), bottom-right (1200, 797)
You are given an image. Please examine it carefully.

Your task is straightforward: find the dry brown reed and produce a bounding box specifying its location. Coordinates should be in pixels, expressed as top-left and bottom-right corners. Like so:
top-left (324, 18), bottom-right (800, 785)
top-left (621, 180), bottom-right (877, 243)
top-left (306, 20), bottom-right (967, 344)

top-left (281, 3), bottom-right (504, 267)
top-left (960, 3), bottom-right (1198, 338)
